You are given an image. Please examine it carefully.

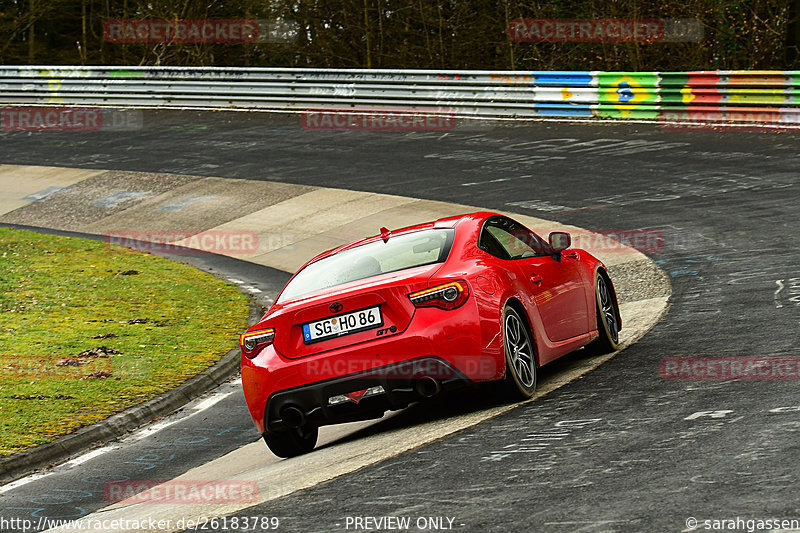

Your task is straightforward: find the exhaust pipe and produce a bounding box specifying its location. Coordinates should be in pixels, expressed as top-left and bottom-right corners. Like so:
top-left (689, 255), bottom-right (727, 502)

top-left (280, 406), bottom-right (306, 429)
top-left (415, 377), bottom-right (441, 398)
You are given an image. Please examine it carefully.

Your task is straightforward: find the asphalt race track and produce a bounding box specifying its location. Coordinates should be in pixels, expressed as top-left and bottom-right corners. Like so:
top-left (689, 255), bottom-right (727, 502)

top-left (1, 111), bottom-right (799, 532)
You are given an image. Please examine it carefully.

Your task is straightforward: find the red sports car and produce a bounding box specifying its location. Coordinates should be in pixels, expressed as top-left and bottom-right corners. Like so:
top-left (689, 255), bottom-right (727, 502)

top-left (240, 212), bottom-right (621, 457)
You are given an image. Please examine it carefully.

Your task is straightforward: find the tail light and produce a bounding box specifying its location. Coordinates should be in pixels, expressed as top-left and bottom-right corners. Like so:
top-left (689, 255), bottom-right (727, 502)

top-left (240, 328), bottom-right (275, 358)
top-left (409, 280), bottom-right (469, 310)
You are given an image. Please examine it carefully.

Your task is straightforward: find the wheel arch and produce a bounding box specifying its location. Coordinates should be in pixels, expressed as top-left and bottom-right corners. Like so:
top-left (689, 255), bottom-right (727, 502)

top-left (503, 296), bottom-right (541, 369)
top-left (595, 266), bottom-right (622, 331)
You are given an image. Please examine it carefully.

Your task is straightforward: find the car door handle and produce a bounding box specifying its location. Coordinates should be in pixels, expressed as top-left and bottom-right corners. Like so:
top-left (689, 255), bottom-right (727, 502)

top-left (563, 251), bottom-right (579, 260)
top-left (530, 273), bottom-right (543, 284)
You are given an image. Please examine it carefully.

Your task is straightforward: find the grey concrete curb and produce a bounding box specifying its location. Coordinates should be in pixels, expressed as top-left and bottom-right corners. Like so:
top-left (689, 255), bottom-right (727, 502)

top-left (0, 301), bottom-right (265, 485)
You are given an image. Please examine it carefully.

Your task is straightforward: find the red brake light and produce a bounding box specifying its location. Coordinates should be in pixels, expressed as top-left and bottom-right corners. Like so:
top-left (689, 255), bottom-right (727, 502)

top-left (408, 280), bottom-right (469, 310)
top-left (240, 328), bottom-right (275, 358)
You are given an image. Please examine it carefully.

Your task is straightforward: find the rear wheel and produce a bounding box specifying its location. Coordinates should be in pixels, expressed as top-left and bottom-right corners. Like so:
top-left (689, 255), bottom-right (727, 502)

top-left (584, 272), bottom-right (620, 355)
top-left (263, 426), bottom-right (318, 458)
top-left (501, 305), bottom-right (537, 399)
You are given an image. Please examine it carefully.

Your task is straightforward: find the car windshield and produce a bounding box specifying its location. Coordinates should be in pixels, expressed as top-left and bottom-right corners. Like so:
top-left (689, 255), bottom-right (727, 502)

top-left (277, 228), bottom-right (455, 303)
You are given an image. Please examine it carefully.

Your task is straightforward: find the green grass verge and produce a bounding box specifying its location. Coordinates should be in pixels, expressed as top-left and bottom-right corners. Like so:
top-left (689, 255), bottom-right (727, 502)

top-left (0, 227), bottom-right (250, 456)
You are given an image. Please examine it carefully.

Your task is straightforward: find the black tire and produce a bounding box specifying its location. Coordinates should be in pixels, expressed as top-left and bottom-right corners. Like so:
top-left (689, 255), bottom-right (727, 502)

top-left (500, 304), bottom-right (538, 400)
top-left (263, 426), bottom-right (318, 458)
top-left (584, 271), bottom-right (621, 355)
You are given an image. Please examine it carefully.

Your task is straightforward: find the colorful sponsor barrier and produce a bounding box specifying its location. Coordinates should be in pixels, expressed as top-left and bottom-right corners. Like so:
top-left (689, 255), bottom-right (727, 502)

top-left (1, 66), bottom-right (799, 126)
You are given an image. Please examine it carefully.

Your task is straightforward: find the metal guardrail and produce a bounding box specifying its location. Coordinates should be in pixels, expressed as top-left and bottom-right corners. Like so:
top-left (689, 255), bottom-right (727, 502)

top-left (2, 66), bottom-right (800, 123)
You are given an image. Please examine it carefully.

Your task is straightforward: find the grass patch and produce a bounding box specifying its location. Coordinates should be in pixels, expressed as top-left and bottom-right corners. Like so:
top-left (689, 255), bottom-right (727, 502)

top-left (0, 227), bottom-right (250, 456)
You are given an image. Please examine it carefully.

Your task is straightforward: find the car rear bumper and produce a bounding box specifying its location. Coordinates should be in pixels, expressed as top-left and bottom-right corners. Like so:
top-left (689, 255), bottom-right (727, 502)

top-left (242, 304), bottom-right (504, 434)
top-left (263, 356), bottom-right (469, 432)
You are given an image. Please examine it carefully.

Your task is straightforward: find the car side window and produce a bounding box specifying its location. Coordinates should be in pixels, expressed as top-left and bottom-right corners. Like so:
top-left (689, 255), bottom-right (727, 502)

top-left (479, 217), bottom-right (549, 260)
top-left (478, 226), bottom-right (511, 259)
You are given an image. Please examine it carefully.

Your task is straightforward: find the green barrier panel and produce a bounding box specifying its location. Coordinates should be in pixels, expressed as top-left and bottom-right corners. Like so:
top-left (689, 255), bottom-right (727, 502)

top-left (658, 88), bottom-right (792, 106)
top-left (594, 104), bottom-right (661, 119)
top-left (596, 73), bottom-right (660, 110)
top-left (658, 90), bottom-right (698, 105)
top-left (658, 73), bottom-right (691, 87)
top-left (598, 87), bottom-right (659, 106)
top-left (596, 72), bottom-right (659, 88)
top-left (108, 69), bottom-right (145, 78)
top-left (727, 90), bottom-right (793, 105)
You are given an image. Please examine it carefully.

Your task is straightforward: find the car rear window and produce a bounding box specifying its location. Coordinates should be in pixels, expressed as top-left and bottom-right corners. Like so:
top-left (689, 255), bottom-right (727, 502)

top-left (277, 228), bottom-right (455, 303)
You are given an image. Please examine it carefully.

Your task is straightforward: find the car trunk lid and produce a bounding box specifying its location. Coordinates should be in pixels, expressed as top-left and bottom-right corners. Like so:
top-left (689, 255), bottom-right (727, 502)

top-left (270, 264), bottom-right (440, 359)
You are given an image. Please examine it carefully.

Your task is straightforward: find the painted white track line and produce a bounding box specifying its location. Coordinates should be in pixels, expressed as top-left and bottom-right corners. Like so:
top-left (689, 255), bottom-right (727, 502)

top-left (0, 380), bottom-right (242, 496)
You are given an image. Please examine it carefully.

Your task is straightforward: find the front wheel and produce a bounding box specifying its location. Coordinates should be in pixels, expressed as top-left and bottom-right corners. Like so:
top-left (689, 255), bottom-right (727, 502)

top-left (584, 272), bottom-right (621, 355)
top-left (500, 305), bottom-right (538, 400)
top-left (263, 426), bottom-right (318, 458)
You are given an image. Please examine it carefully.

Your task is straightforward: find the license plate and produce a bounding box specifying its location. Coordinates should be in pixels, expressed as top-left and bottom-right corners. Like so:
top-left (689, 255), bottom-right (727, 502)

top-left (302, 306), bottom-right (382, 343)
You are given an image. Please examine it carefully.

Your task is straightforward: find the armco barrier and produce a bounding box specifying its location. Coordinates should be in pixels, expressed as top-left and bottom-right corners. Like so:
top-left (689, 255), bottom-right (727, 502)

top-left (1, 66), bottom-right (799, 125)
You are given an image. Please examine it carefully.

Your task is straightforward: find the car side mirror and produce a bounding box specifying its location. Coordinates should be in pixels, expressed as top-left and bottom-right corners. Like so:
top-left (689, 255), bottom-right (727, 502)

top-left (549, 231), bottom-right (571, 253)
